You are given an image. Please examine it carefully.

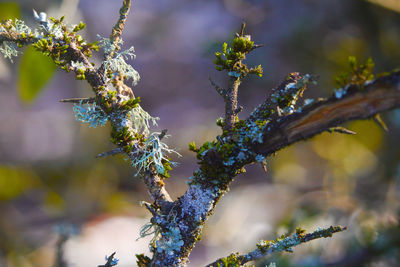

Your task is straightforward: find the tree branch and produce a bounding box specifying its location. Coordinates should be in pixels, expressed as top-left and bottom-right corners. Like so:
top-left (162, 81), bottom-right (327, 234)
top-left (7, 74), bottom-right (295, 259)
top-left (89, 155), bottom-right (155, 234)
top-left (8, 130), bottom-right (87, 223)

top-left (108, 0), bottom-right (131, 56)
top-left (224, 77), bottom-right (241, 132)
top-left (256, 71), bottom-right (400, 157)
top-left (206, 226), bottom-right (347, 266)
top-left (149, 71), bottom-right (400, 265)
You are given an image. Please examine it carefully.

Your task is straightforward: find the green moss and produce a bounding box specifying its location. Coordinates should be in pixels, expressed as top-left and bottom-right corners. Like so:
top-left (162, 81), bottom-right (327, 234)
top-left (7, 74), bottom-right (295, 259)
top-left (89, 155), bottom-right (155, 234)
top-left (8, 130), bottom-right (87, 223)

top-left (216, 117), bottom-right (225, 128)
top-left (110, 126), bottom-right (134, 147)
top-left (136, 254), bottom-right (151, 267)
top-left (212, 29), bottom-right (263, 79)
top-left (160, 159), bottom-right (173, 178)
top-left (120, 97), bottom-right (141, 111)
top-left (216, 253), bottom-right (245, 267)
top-left (72, 21), bottom-right (86, 32)
top-left (188, 141), bottom-right (197, 152)
top-left (334, 56), bottom-right (375, 89)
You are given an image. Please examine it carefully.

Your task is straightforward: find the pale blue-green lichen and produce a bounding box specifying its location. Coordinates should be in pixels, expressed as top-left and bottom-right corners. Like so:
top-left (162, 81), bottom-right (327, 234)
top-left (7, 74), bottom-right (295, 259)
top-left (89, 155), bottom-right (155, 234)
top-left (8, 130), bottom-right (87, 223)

top-left (73, 101), bottom-right (108, 127)
top-left (255, 154), bottom-right (265, 162)
top-left (98, 35), bottom-right (140, 86)
top-left (155, 227), bottom-right (184, 256)
top-left (128, 105), bottom-right (159, 135)
top-left (71, 60), bottom-right (87, 73)
top-left (130, 132), bottom-right (181, 176)
top-left (181, 184), bottom-right (217, 222)
top-left (303, 98), bottom-right (314, 106)
top-left (0, 42), bottom-right (19, 62)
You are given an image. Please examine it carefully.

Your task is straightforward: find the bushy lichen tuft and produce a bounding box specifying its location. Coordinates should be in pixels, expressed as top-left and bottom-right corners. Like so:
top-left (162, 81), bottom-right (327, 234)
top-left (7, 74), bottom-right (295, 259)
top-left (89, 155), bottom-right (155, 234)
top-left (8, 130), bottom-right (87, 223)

top-left (73, 101), bottom-right (108, 127)
top-left (130, 132), bottom-right (181, 177)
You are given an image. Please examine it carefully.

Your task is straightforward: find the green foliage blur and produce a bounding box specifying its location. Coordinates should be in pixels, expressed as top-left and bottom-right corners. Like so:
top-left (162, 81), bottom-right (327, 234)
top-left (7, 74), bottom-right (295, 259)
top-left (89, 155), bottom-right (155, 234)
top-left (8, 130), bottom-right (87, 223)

top-left (18, 46), bottom-right (57, 103)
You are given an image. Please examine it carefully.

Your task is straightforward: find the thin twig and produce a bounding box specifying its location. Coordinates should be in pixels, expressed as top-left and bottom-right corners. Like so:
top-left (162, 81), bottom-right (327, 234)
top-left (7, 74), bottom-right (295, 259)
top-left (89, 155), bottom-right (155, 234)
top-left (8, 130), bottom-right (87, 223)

top-left (96, 148), bottom-right (124, 158)
top-left (158, 129), bottom-right (168, 140)
top-left (327, 126), bottom-right (356, 135)
top-left (209, 77), bottom-right (228, 99)
top-left (60, 97), bottom-right (95, 104)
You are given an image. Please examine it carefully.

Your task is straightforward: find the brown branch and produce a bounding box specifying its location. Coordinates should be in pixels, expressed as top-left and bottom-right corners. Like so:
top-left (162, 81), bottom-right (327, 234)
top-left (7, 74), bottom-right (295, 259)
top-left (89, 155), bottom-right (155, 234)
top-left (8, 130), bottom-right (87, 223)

top-left (142, 171), bottom-right (173, 212)
top-left (149, 71), bottom-right (400, 266)
top-left (224, 77), bottom-right (241, 132)
top-left (256, 71), bottom-right (400, 157)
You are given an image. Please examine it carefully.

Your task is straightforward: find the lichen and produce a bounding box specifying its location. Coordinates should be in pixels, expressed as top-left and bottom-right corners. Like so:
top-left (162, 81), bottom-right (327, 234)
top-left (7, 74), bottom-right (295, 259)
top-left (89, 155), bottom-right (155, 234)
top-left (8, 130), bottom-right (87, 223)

top-left (181, 184), bottom-right (216, 222)
top-left (73, 101), bottom-right (108, 127)
top-left (128, 105), bottom-right (159, 135)
top-left (130, 132), bottom-right (180, 177)
top-left (0, 41), bottom-right (19, 62)
top-left (155, 227), bottom-right (184, 256)
top-left (98, 35), bottom-right (140, 86)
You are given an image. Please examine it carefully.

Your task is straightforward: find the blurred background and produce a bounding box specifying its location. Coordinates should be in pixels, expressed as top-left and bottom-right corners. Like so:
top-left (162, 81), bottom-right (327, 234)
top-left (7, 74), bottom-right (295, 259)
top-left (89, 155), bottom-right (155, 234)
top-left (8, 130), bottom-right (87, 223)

top-left (0, 0), bottom-right (399, 266)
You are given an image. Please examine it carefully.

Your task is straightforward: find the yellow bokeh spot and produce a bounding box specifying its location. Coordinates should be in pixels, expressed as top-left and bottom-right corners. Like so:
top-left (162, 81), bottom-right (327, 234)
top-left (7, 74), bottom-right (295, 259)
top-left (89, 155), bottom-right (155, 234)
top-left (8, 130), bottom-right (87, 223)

top-left (0, 165), bottom-right (40, 201)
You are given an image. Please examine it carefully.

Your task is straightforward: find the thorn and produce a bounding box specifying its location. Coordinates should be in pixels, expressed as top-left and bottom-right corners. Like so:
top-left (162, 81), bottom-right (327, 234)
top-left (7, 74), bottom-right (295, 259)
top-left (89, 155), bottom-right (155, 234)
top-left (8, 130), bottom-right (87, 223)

top-left (96, 148), bottom-right (123, 158)
top-left (251, 44), bottom-right (264, 51)
top-left (60, 97), bottom-right (95, 104)
top-left (261, 162), bottom-right (268, 174)
top-left (209, 77), bottom-right (227, 99)
top-left (141, 201), bottom-right (158, 216)
top-left (159, 129), bottom-right (168, 140)
top-left (373, 114), bottom-right (388, 131)
top-left (239, 22), bottom-right (246, 37)
top-left (328, 127), bottom-right (356, 135)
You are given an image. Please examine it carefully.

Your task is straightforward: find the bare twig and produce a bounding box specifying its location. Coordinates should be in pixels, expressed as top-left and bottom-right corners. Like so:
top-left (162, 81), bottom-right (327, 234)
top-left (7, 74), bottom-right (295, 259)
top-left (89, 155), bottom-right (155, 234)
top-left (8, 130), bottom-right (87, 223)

top-left (158, 129), bottom-right (168, 140)
top-left (327, 126), bottom-right (356, 135)
top-left (98, 252), bottom-right (118, 267)
top-left (209, 77), bottom-right (228, 100)
top-left (96, 148), bottom-right (124, 158)
top-left (60, 97), bottom-right (95, 104)
top-left (224, 77), bottom-right (241, 131)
